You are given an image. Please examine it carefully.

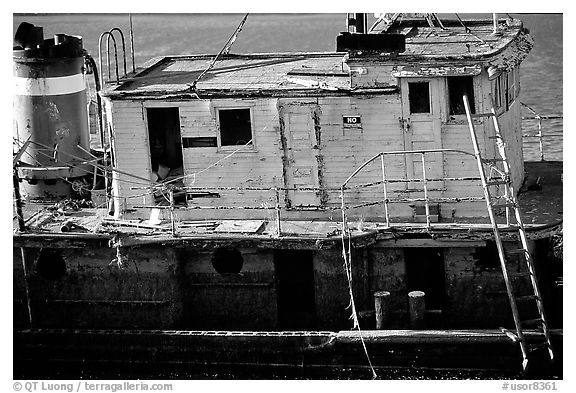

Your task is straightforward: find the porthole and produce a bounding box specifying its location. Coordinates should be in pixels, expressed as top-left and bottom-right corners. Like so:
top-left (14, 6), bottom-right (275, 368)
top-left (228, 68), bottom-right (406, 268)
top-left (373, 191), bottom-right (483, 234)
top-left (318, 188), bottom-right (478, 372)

top-left (35, 249), bottom-right (67, 280)
top-left (211, 248), bottom-right (243, 274)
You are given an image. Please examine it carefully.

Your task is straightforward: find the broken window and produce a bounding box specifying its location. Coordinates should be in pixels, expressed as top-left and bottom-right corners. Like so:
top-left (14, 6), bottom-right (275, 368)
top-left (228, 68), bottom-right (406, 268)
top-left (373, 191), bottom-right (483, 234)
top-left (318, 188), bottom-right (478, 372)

top-left (448, 76), bottom-right (475, 115)
top-left (217, 108), bottom-right (254, 148)
top-left (408, 82), bottom-right (431, 114)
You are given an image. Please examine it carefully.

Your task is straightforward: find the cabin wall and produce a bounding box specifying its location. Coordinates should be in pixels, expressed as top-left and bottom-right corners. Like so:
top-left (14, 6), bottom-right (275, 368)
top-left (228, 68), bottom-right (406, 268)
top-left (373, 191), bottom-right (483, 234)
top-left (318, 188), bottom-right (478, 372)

top-left (315, 95), bottom-right (412, 217)
top-left (106, 99), bottom-right (154, 214)
top-left (107, 97), bottom-right (285, 217)
top-left (179, 98), bottom-right (284, 208)
top-left (107, 66), bottom-right (524, 221)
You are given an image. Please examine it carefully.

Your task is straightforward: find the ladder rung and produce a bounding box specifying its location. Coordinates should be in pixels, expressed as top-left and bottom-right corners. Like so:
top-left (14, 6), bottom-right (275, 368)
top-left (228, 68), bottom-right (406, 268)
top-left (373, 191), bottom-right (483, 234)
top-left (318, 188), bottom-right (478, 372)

top-left (491, 202), bottom-right (516, 209)
top-left (507, 249), bottom-right (528, 256)
top-left (482, 158), bottom-right (505, 163)
top-left (509, 271), bottom-right (532, 278)
top-left (486, 179), bottom-right (509, 186)
top-left (471, 112), bottom-right (495, 118)
top-left (528, 342), bottom-right (550, 352)
top-left (521, 318), bottom-right (543, 328)
top-left (516, 294), bottom-right (540, 302)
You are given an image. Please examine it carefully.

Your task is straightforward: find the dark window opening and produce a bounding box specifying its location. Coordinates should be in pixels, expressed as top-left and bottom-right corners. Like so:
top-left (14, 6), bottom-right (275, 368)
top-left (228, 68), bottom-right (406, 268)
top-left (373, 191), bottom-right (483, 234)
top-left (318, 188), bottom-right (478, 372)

top-left (492, 76), bottom-right (502, 109)
top-left (408, 82), bottom-right (431, 114)
top-left (405, 248), bottom-right (445, 309)
top-left (36, 249), bottom-right (67, 280)
top-left (448, 76), bottom-right (475, 115)
top-left (218, 108), bottom-right (253, 147)
top-left (275, 250), bottom-right (316, 330)
top-left (212, 248), bottom-right (244, 274)
top-left (473, 241), bottom-right (500, 269)
top-left (182, 137), bottom-right (217, 148)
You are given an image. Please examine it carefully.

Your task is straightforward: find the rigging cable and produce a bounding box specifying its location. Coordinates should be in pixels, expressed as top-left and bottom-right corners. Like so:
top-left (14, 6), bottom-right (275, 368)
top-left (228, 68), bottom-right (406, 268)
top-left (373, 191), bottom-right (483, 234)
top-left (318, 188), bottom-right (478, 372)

top-left (189, 13), bottom-right (249, 92)
top-left (340, 190), bottom-right (378, 379)
top-left (454, 14), bottom-right (486, 44)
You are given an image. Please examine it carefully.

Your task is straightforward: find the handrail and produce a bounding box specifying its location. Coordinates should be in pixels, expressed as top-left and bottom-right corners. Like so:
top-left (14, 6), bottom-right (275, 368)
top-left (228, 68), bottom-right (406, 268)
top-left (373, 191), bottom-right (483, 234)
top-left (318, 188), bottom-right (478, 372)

top-left (521, 102), bottom-right (563, 161)
top-left (98, 32), bottom-right (119, 84)
top-left (340, 148), bottom-right (481, 229)
top-left (342, 148), bottom-right (475, 187)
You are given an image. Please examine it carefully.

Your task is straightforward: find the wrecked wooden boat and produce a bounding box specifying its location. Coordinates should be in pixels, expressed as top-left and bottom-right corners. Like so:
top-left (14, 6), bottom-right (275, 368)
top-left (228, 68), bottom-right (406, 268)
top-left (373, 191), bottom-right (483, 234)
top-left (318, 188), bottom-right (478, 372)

top-left (13, 13), bottom-right (562, 378)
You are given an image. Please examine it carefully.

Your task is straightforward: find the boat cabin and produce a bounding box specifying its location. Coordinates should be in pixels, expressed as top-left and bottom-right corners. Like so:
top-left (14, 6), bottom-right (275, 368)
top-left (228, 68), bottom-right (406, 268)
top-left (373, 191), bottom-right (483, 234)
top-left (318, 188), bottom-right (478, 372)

top-left (101, 16), bottom-right (533, 223)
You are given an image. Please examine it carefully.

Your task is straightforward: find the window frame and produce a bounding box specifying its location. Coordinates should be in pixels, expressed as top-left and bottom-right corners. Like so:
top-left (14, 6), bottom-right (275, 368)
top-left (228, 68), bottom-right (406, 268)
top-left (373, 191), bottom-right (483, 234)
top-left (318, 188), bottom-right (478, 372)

top-left (215, 106), bottom-right (256, 152)
top-left (507, 68), bottom-right (516, 108)
top-left (446, 75), bottom-right (476, 117)
top-left (408, 80), bottom-right (432, 115)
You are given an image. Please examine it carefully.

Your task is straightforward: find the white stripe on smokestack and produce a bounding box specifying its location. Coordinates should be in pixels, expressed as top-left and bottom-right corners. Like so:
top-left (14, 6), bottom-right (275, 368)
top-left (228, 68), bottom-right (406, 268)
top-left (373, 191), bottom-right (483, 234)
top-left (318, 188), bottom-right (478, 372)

top-left (13, 74), bottom-right (86, 96)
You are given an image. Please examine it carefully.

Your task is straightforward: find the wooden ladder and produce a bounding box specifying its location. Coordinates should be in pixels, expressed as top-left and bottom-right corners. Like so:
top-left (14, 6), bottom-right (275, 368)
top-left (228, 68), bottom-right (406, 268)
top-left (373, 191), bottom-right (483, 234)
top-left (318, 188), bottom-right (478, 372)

top-left (463, 94), bottom-right (554, 371)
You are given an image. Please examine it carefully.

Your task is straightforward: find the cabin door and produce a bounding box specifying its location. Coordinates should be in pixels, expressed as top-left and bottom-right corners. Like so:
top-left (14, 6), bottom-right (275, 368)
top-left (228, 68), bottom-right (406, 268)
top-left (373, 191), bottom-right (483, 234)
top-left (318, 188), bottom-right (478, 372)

top-left (282, 105), bottom-right (321, 207)
top-left (400, 78), bottom-right (444, 190)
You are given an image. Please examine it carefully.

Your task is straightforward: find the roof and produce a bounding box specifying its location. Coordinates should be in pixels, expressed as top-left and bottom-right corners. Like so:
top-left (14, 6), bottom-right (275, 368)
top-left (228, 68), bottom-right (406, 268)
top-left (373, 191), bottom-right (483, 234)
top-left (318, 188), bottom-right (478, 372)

top-left (382, 18), bottom-right (529, 58)
top-left (101, 18), bottom-right (532, 100)
top-left (103, 52), bottom-right (356, 99)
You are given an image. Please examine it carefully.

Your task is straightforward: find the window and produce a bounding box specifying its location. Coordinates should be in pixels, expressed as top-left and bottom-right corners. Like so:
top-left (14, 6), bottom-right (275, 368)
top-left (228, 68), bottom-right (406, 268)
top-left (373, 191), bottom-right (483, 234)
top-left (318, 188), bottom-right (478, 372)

top-left (408, 82), bottom-right (431, 114)
top-left (507, 68), bottom-right (516, 107)
top-left (448, 76), bottom-right (475, 115)
top-left (492, 76), bottom-right (502, 110)
top-left (217, 108), bottom-right (253, 148)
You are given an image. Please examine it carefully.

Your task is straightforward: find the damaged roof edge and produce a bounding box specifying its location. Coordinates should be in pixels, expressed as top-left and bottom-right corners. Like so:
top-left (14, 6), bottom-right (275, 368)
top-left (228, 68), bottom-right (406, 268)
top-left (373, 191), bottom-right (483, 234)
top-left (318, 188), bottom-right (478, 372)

top-left (99, 86), bottom-right (400, 100)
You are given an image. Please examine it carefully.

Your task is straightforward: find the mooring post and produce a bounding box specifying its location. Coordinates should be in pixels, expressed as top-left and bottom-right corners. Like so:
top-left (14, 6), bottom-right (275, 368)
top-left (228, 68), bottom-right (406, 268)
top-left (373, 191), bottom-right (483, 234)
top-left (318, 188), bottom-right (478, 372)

top-left (408, 290), bottom-right (425, 329)
top-left (374, 290), bottom-right (391, 329)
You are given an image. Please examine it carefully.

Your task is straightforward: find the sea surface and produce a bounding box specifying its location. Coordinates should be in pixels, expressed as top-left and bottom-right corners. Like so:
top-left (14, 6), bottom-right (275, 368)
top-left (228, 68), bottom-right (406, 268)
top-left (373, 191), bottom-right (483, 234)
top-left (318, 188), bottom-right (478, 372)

top-left (13, 13), bottom-right (563, 161)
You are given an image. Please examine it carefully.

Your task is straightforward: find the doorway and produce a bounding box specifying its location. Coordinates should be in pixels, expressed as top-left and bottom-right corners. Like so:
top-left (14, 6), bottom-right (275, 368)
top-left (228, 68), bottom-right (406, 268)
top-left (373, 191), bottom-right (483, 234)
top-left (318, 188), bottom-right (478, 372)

top-left (404, 247), bottom-right (446, 310)
top-left (400, 78), bottom-right (444, 191)
top-left (275, 250), bottom-right (316, 330)
top-left (146, 107), bottom-right (183, 179)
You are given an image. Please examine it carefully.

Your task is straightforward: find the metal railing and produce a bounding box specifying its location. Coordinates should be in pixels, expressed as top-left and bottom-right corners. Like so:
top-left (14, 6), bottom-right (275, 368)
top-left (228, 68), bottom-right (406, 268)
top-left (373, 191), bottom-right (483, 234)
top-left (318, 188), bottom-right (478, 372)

top-left (521, 103), bottom-right (563, 161)
top-left (340, 148), bottom-right (484, 229)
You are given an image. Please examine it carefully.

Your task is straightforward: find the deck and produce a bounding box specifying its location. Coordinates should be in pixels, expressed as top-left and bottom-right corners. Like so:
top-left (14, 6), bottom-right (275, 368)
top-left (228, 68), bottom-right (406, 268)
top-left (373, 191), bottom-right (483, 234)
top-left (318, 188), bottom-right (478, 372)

top-left (13, 160), bottom-right (562, 248)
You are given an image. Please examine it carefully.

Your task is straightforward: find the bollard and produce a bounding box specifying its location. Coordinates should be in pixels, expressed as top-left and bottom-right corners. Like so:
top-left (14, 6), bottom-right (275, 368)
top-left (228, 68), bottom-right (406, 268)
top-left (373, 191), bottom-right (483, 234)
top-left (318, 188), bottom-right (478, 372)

top-left (374, 291), bottom-right (391, 329)
top-left (408, 290), bottom-right (426, 329)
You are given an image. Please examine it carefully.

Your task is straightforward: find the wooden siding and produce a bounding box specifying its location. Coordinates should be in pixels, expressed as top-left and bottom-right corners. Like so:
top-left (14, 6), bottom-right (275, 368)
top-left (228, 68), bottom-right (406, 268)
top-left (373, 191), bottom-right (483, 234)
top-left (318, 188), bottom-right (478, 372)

top-left (107, 68), bottom-right (526, 220)
top-left (107, 100), bottom-right (154, 214)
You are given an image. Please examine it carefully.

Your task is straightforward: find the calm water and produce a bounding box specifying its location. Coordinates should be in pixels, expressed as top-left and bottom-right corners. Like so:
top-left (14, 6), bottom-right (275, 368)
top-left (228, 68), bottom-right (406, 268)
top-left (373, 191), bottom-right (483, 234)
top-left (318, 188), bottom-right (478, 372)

top-left (13, 14), bottom-right (562, 160)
